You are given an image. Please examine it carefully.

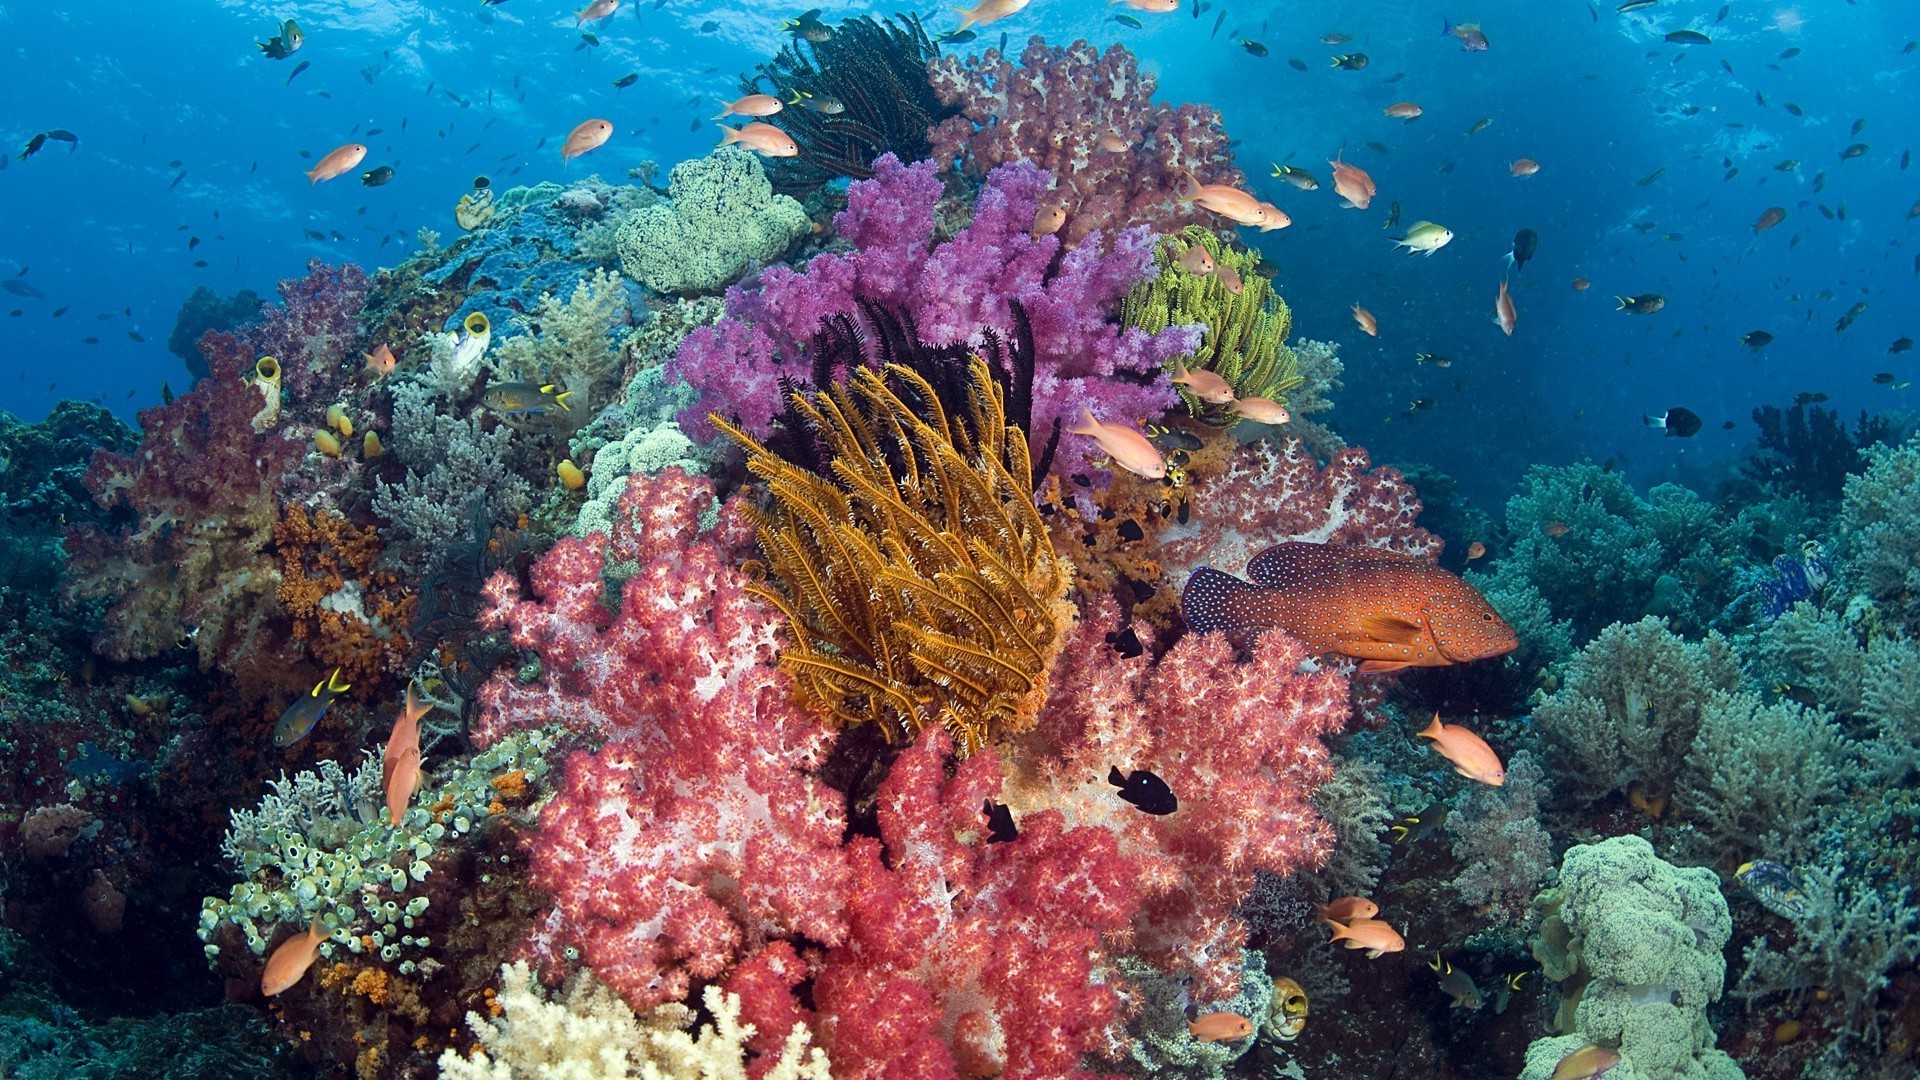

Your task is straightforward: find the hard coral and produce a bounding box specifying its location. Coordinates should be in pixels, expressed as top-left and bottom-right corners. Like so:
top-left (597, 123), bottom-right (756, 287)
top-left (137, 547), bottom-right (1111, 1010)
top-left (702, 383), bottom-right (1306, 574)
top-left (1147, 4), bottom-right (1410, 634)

top-left (472, 469), bottom-right (848, 1009)
top-left (929, 37), bottom-right (1240, 247)
top-left (670, 154), bottom-right (1197, 497)
top-left (716, 358), bottom-right (1074, 756)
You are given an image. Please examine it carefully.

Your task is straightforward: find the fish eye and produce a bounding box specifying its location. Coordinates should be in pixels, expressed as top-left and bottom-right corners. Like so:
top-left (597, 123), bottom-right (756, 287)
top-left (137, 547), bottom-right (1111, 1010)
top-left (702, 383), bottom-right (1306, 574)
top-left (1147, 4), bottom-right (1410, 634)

top-left (1483, 613), bottom-right (1495, 621)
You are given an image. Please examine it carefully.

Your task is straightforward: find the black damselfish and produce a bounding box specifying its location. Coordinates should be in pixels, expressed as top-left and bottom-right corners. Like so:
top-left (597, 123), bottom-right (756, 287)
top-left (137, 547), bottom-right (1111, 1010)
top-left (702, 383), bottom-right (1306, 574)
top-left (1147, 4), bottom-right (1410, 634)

top-left (1109, 766), bottom-right (1178, 815)
top-left (982, 800), bottom-right (1018, 843)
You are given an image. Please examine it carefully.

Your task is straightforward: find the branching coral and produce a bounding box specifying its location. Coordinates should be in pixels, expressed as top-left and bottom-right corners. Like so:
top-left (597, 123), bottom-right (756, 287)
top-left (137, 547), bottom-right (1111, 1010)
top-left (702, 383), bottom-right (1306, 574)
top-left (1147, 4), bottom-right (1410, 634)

top-left (1743, 402), bottom-right (1890, 505)
top-left (1836, 433), bottom-right (1920, 634)
top-left (488, 267), bottom-right (635, 420)
top-left (743, 14), bottom-right (955, 194)
top-left (1673, 691), bottom-right (1855, 867)
top-left (371, 379), bottom-right (536, 576)
top-left (929, 37), bottom-right (1239, 245)
top-left (1122, 225), bottom-right (1300, 411)
top-left (1532, 617), bottom-right (1740, 804)
top-left (716, 357), bottom-right (1074, 756)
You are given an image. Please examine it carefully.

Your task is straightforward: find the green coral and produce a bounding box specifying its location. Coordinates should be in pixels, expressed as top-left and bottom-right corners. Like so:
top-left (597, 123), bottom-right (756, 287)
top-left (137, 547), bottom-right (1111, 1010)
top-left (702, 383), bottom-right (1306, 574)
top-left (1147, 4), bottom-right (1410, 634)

top-left (1120, 225), bottom-right (1301, 412)
top-left (1673, 691), bottom-right (1855, 867)
top-left (614, 148), bottom-right (810, 296)
top-left (1532, 617), bottom-right (1740, 804)
top-left (198, 729), bottom-right (554, 973)
top-left (489, 267), bottom-right (634, 417)
top-left (1836, 434), bottom-right (1920, 634)
top-left (1526, 836), bottom-right (1744, 1080)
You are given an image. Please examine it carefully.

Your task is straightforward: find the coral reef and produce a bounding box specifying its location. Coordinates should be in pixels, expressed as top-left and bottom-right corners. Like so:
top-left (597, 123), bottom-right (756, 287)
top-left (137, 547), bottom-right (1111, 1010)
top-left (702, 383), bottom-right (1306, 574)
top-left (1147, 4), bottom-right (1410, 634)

top-left (371, 379), bottom-right (536, 576)
top-left (166, 284), bottom-right (264, 380)
top-left (1836, 433), bottom-right (1920, 634)
top-left (1743, 402), bottom-right (1891, 506)
top-left (1526, 835), bottom-right (1743, 1080)
top-left (929, 37), bottom-right (1240, 246)
top-left (472, 469), bottom-right (847, 1009)
top-left (614, 149), bottom-right (809, 296)
top-left (743, 13), bottom-right (955, 194)
top-left (717, 358), bottom-right (1073, 755)
top-left (668, 154), bottom-right (1197, 496)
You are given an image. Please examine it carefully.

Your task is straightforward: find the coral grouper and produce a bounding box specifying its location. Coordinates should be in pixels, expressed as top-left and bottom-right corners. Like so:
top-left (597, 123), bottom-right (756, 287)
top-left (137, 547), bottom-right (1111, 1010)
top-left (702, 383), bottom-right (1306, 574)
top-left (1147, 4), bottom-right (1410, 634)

top-left (1181, 541), bottom-right (1517, 672)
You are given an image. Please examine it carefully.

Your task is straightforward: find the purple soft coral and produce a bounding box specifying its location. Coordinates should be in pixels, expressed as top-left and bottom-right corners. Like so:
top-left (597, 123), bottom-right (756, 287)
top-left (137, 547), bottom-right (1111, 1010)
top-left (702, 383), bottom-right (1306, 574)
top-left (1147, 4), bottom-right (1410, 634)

top-left (669, 154), bottom-right (1197, 495)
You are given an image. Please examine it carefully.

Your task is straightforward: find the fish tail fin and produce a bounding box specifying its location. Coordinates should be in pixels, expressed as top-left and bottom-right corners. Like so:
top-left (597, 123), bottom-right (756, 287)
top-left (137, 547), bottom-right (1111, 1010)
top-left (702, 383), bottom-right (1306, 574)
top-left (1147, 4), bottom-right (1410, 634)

top-left (1064, 405), bottom-right (1099, 436)
top-left (325, 667), bottom-right (351, 694)
top-left (1325, 919), bottom-right (1350, 942)
top-left (949, 7), bottom-right (978, 32)
top-left (1418, 712), bottom-right (1444, 740)
top-left (304, 167), bottom-right (320, 185)
top-left (1643, 412), bottom-right (1665, 429)
top-left (404, 681), bottom-right (432, 723)
top-left (711, 100), bottom-right (735, 119)
top-left (717, 125), bottom-right (741, 147)
top-left (1179, 567), bottom-right (1266, 633)
top-left (1107, 765), bottom-right (1126, 787)
top-left (1173, 169), bottom-right (1200, 202)
top-left (1614, 296), bottom-right (1630, 310)
top-left (1441, 17), bottom-right (1454, 36)
top-left (553, 390), bottom-right (573, 411)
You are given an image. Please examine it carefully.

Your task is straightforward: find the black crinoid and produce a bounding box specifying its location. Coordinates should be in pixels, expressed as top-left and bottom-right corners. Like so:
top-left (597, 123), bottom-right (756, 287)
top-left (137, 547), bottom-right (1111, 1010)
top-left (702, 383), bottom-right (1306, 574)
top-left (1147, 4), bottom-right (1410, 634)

top-left (742, 13), bottom-right (958, 195)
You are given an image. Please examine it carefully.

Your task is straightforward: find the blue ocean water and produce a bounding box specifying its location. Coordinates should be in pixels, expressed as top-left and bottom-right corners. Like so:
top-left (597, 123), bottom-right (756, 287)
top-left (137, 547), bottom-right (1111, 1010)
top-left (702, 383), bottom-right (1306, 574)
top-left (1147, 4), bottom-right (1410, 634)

top-left (2, 0), bottom-right (1913, 504)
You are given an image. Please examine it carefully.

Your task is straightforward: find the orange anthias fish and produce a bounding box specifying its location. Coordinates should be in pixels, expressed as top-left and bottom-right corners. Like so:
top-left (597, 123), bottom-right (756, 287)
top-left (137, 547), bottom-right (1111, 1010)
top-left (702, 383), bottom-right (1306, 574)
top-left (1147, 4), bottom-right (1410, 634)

top-left (1066, 407), bottom-right (1166, 479)
top-left (1231, 397), bottom-right (1290, 425)
top-left (305, 143), bottom-right (368, 185)
top-left (1328, 154), bottom-right (1376, 209)
top-left (561, 119), bottom-right (614, 163)
top-left (261, 919), bottom-right (328, 996)
top-left (1352, 303), bottom-right (1379, 336)
top-left (1181, 542), bottom-right (1518, 673)
top-left (1383, 101), bottom-right (1424, 119)
top-left (576, 0), bottom-right (619, 25)
top-left (1315, 896), bottom-right (1379, 923)
top-left (1174, 171), bottom-right (1270, 227)
top-left (383, 682), bottom-right (433, 826)
top-left (1510, 158), bottom-right (1541, 177)
top-left (713, 93), bottom-right (783, 119)
top-left (1495, 279), bottom-right (1517, 336)
top-left (1550, 1044), bottom-right (1623, 1080)
top-left (1419, 712), bottom-right (1506, 785)
top-left (1172, 362), bottom-right (1236, 404)
top-left (719, 121), bottom-right (798, 157)
top-left (1188, 1012), bottom-right (1255, 1042)
top-left (1326, 917), bottom-right (1405, 958)
top-left (953, 0), bottom-right (1030, 33)
top-left (1031, 202), bottom-right (1068, 239)
top-left (364, 343), bottom-right (397, 379)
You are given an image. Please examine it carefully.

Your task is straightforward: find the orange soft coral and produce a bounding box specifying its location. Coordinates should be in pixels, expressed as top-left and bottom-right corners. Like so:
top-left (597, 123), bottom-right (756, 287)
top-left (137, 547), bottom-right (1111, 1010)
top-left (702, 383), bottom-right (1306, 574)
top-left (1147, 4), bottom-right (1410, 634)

top-left (273, 506), bottom-right (415, 689)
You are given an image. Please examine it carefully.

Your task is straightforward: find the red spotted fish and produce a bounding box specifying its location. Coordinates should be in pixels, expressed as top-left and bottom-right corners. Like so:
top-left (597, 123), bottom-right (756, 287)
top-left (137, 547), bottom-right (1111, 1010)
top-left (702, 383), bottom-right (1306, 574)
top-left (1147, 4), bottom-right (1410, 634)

top-left (1180, 542), bottom-right (1517, 672)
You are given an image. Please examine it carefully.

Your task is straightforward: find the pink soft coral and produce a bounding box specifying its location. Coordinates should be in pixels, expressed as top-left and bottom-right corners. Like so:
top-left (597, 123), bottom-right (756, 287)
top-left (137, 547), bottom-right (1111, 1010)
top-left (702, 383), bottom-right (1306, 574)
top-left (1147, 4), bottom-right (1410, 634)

top-left (1005, 593), bottom-right (1352, 996)
top-left (929, 37), bottom-right (1243, 246)
top-left (474, 469), bottom-right (848, 1009)
top-left (668, 154), bottom-right (1197, 498)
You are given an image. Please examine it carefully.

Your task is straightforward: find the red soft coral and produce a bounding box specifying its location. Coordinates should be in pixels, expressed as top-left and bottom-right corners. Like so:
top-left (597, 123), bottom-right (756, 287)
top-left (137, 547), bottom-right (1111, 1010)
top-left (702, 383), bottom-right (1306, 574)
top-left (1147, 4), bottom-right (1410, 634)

top-left (812, 734), bottom-right (1140, 1080)
top-left (1005, 593), bottom-right (1353, 997)
top-left (474, 468), bottom-right (848, 1009)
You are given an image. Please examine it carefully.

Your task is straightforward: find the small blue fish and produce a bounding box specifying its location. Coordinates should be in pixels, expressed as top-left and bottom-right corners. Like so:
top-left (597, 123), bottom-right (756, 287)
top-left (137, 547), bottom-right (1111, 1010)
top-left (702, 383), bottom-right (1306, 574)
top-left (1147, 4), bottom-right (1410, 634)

top-left (273, 668), bottom-right (350, 747)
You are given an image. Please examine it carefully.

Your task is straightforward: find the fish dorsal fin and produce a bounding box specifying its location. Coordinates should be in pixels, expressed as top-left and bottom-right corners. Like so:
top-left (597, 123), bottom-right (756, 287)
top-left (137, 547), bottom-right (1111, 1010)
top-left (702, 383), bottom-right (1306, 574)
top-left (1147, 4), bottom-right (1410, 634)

top-left (1360, 613), bottom-right (1425, 645)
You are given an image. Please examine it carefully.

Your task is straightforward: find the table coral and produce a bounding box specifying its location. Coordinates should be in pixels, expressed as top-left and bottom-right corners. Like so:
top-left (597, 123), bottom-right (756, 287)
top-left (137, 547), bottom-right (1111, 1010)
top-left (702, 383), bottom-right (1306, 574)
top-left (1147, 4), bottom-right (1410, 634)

top-left (472, 469), bottom-right (848, 1010)
top-left (669, 153), bottom-right (1197, 499)
top-left (929, 37), bottom-right (1241, 247)
top-left (615, 148), bottom-right (810, 296)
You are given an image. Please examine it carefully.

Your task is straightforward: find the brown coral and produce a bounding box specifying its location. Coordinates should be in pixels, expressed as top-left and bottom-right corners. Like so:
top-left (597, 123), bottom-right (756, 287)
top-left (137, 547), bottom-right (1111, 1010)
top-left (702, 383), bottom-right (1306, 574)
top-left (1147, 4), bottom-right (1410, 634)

top-left (715, 357), bottom-right (1075, 755)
